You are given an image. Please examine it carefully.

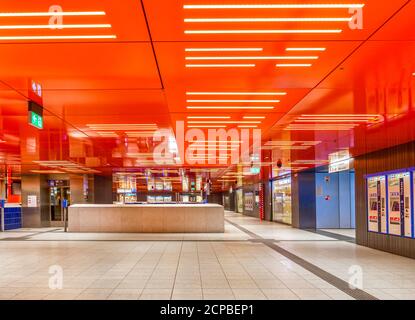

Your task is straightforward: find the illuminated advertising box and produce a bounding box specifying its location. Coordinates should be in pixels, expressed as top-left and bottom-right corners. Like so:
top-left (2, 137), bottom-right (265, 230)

top-left (367, 175), bottom-right (387, 233)
top-left (387, 172), bottom-right (412, 237)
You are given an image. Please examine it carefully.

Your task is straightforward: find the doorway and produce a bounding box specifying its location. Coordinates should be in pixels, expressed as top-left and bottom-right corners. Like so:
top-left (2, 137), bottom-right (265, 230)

top-left (49, 180), bottom-right (70, 226)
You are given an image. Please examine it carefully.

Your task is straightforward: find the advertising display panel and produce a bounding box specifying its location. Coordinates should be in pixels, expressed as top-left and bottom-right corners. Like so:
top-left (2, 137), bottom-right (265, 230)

top-left (388, 172), bottom-right (412, 237)
top-left (367, 175), bottom-right (387, 233)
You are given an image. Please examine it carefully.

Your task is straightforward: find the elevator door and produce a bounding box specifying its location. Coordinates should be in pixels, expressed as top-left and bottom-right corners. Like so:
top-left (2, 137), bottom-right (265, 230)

top-left (50, 186), bottom-right (70, 222)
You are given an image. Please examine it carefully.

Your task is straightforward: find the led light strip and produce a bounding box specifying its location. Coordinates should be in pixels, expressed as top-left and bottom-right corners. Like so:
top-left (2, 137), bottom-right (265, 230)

top-left (286, 47), bottom-right (326, 51)
top-left (185, 17), bottom-right (352, 22)
top-left (0, 35), bottom-right (117, 40)
top-left (295, 119), bottom-right (375, 123)
top-left (0, 24), bottom-right (111, 29)
top-left (187, 99), bottom-right (279, 103)
top-left (0, 11), bottom-right (106, 17)
top-left (186, 64), bottom-right (255, 67)
top-left (186, 92), bottom-right (286, 95)
top-left (185, 56), bottom-right (319, 60)
top-left (187, 121), bottom-right (261, 124)
top-left (187, 106), bottom-right (274, 109)
top-left (187, 116), bottom-right (231, 119)
top-left (185, 48), bottom-right (263, 51)
top-left (183, 4), bottom-right (365, 9)
top-left (276, 63), bottom-right (312, 67)
top-left (243, 116), bottom-right (265, 119)
top-left (185, 29), bottom-right (342, 34)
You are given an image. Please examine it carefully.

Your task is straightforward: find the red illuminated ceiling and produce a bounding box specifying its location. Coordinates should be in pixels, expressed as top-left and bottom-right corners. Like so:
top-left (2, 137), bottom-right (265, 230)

top-left (0, 0), bottom-right (414, 184)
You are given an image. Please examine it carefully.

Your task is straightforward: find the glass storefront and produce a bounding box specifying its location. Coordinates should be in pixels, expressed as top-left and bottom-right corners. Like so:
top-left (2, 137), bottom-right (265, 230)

top-left (272, 176), bottom-right (292, 225)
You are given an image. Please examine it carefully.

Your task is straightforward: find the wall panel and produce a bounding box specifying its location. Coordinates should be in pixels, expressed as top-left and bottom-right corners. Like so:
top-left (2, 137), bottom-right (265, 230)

top-left (355, 141), bottom-right (415, 258)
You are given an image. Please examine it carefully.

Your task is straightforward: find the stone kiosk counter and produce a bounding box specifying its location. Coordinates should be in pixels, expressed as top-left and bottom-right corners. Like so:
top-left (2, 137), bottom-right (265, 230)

top-left (68, 204), bottom-right (225, 233)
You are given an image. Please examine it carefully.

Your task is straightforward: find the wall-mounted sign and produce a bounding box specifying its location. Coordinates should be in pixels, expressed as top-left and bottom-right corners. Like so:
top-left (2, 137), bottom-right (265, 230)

top-left (367, 175), bottom-right (387, 233)
top-left (28, 101), bottom-right (43, 130)
top-left (27, 195), bottom-right (37, 208)
top-left (28, 79), bottom-right (43, 106)
top-left (328, 150), bottom-right (351, 173)
top-left (388, 172), bottom-right (412, 237)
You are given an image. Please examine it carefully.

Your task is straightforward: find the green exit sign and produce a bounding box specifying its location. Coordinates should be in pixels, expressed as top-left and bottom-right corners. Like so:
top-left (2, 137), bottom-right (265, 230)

top-left (29, 111), bottom-right (43, 129)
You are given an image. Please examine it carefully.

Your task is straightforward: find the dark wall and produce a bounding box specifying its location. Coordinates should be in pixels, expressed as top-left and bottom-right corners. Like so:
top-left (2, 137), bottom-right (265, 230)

top-left (223, 191), bottom-right (235, 211)
top-left (207, 192), bottom-right (223, 205)
top-left (355, 141), bottom-right (415, 259)
top-left (94, 175), bottom-right (114, 204)
top-left (292, 170), bottom-right (317, 229)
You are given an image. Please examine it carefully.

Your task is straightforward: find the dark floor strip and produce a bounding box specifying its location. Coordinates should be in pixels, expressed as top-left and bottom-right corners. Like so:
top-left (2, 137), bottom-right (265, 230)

top-left (304, 229), bottom-right (356, 243)
top-left (225, 218), bottom-right (378, 301)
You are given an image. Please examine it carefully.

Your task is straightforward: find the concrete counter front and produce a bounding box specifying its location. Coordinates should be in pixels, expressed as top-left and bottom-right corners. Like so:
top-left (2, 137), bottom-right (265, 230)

top-left (68, 204), bottom-right (225, 233)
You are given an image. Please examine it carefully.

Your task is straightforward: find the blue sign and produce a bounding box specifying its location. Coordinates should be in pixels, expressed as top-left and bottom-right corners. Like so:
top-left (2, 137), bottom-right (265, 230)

top-left (0, 199), bottom-right (5, 208)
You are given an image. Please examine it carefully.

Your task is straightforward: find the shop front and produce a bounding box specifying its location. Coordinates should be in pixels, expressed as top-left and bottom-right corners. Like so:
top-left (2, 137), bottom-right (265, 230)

top-left (272, 176), bottom-right (292, 225)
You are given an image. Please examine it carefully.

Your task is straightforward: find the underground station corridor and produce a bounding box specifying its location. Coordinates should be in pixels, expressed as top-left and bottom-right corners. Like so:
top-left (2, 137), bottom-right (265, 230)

top-left (0, 0), bottom-right (415, 312)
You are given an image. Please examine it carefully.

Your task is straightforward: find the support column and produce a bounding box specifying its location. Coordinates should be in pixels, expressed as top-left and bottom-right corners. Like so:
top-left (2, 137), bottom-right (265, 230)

top-left (93, 175), bottom-right (114, 204)
top-left (21, 174), bottom-right (50, 227)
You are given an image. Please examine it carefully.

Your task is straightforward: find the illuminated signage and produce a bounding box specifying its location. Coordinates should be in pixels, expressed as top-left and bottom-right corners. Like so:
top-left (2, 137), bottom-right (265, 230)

top-left (28, 101), bottom-right (43, 129)
top-left (328, 150), bottom-right (351, 173)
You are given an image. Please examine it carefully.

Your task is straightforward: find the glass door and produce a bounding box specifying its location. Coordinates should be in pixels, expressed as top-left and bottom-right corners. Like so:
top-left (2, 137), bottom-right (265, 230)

top-left (50, 186), bottom-right (71, 222)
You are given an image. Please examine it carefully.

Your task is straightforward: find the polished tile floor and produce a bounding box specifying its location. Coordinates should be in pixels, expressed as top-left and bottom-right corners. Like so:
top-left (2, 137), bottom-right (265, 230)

top-left (0, 212), bottom-right (413, 300)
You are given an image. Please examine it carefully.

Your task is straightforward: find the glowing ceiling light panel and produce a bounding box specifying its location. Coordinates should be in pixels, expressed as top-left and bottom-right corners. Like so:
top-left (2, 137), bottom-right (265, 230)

top-left (187, 121), bottom-right (261, 124)
top-left (0, 11), bottom-right (106, 17)
top-left (185, 17), bottom-right (352, 22)
top-left (276, 63), bottom-right (312, 67)
top-left (0, 35), bottom-right (116, 41)
top-left (187, 106), bottom-right (274, 109)
top-left (185, 56), bottom-right (319, 60)
top-left (0, 24), bottom-right (111, 30)
top-left (185, 29), bottom-right (342, 34)
top-left (186, 64), bottom-right (255, 67)
top-left (186, 92), bottom-right (286, 95)
top-left (187, 116), bottom-right (231, 119)
top-left (185, 48), bottom-right (263, 51)
top-left (187, 99), bottom-right (279, 103)
top-left (183, 4), bottom-right (365, 9)
top-left (286, 47), bottom-right (326, 51)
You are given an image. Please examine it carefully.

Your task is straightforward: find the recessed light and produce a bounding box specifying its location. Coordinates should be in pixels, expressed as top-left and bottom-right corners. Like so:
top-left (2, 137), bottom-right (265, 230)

top-left (185, 48), bottom-right (263, 52)
top-left (187, 121), bottom-right (261, 124)
top-left (0, 35), bottom-right (116, 41)
top-left (186, 64), bottom-right (255, 67)
top-left (0, 24), bottom-right (111, 30)
top-left (187, 106), bottom-right (274, 109)
top-left (183, 4), bottom-right (365, 9)
top-left (185, 56), bottom-right (319, 60)
top-left (286, 48), bottom-right (326, 51)
top-left (187, 99), bottom-right (279, 103)
top-left (187, 116), bottom-right (231, 119)
top-left (276, 64), bottom-right (312, 67)
top-left (0, 11), bottom-right (106, 17)
top-left (185, 18), bottom-right (351, 23)
top-left (186, 92), bottom-right (287, 96)
top-left (185, 29), bottom-right (342, 34)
